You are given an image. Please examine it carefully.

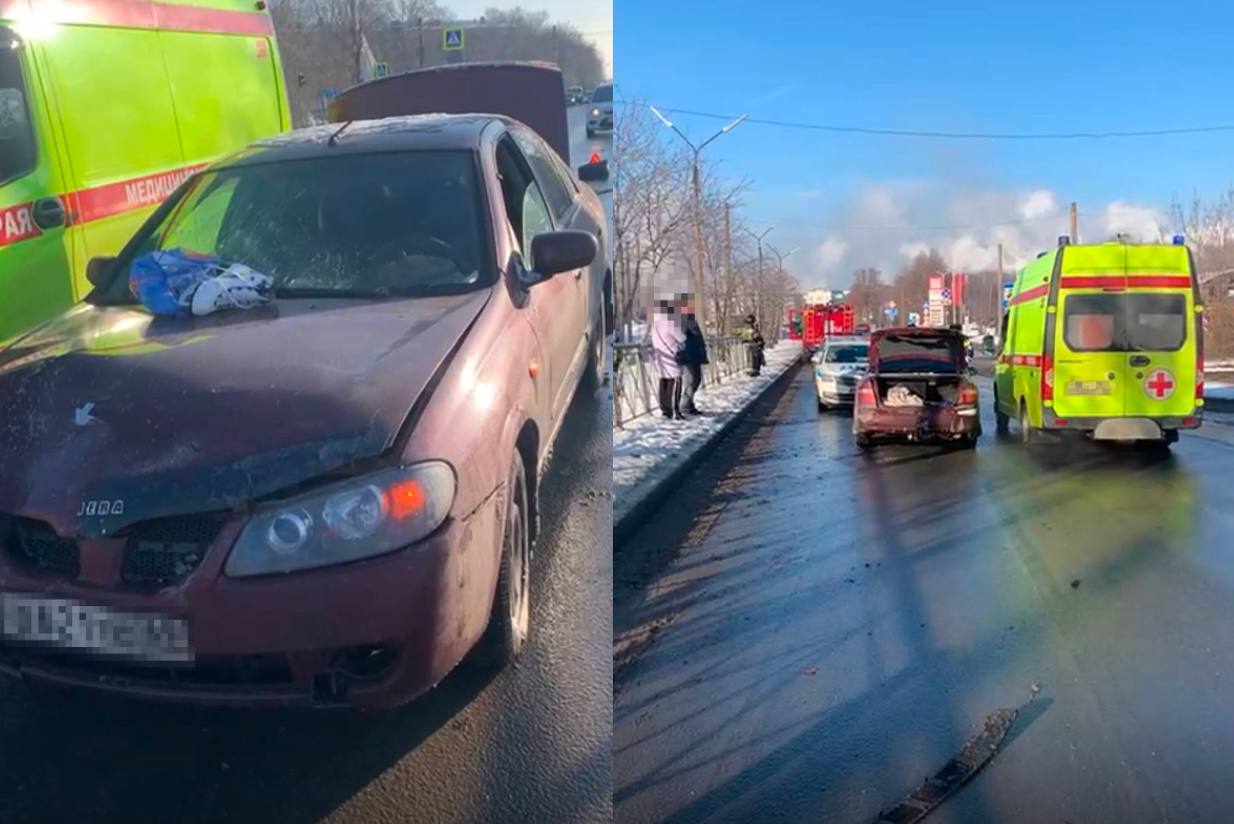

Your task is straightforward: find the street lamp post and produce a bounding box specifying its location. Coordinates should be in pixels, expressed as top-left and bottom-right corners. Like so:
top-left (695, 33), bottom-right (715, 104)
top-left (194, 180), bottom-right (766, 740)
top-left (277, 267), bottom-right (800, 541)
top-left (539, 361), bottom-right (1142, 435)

top-left (742, 226), bottom-right (773, 337)
top-left (767, 244), bottom-right (798, 342)
top-left (649, 106), bottom-right (748, 331)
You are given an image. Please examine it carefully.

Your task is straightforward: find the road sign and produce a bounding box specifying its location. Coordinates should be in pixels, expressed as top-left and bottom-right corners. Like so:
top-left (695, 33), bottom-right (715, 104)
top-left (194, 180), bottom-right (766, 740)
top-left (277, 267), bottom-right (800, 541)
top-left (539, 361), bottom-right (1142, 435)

top-left (1002, 282), bottom-right (1014, 310)
top-left (885, 306), bottom-right (899, 321)
top-left (375, 62), bottom-right (389, 78)
top-left (320, 87), bottom-right (337, 111)
top-left (908, 311), bottom-right (920, 326)
top-left (443, 27), bottom-right (465, 51)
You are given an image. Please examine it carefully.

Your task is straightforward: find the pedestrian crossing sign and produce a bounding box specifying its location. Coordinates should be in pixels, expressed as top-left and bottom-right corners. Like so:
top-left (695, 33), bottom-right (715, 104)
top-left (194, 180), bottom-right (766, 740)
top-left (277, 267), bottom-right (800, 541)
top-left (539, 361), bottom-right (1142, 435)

top-left (443, 27), bottom-right (465, 51)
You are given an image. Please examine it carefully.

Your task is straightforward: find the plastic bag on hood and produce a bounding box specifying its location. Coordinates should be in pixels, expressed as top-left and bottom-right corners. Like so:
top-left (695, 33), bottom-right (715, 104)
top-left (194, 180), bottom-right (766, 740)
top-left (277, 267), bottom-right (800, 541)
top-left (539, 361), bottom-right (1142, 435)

top-left (129, 249), bottom-right (272, 316)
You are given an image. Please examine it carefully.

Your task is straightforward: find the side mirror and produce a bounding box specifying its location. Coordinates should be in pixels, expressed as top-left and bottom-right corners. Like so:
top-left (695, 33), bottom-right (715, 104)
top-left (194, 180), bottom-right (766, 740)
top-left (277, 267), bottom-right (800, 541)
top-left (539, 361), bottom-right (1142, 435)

top-left (526, 230), bottom-right (597, 283)
top-left (578, 159), bottom-right (609, 182)
top-left (86, 256), bottom-right (118, 287)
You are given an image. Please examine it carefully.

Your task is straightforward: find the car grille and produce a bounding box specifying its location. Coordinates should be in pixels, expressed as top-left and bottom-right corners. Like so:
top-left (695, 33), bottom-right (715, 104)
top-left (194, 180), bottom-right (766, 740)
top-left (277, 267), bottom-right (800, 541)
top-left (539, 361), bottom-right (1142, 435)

top-left (1, 516), bottom-right (80, 577)
top-left (838, 374), bottom-right (859, 387)
top-left (120, 515), bottom-right (225, 588)
top-left (0, 513), bottom-right (223, 587)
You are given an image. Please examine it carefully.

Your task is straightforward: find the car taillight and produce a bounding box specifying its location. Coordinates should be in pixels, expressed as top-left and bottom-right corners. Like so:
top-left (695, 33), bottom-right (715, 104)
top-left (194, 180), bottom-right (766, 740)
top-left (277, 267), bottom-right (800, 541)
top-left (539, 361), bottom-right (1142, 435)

top-left (1197, 357), bottom-right (1205, 400)
top-left (1042, 354), bottom-right (1054, 402)
top-left (957, 381), bottom-right (978, 406)
top-left (856, 380), bottom-right (877, 407)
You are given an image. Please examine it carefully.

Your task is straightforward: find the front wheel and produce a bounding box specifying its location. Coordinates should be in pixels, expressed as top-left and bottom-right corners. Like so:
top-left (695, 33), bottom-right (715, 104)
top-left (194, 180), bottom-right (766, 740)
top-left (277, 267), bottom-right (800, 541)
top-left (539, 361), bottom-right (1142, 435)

top-left (817, 396), bottom-right (828, 413)
top-left (582, 311), bottom-right (607, 389)
top-left (994, 394), bottom-right (1010, 435)
top-left (473, 450), bottom-right (531, 668)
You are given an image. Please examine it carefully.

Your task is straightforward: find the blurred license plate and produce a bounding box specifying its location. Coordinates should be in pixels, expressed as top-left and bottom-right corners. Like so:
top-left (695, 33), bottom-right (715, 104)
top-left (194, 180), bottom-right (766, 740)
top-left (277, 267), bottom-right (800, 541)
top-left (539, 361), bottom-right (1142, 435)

top-left (1066, 380), bottom-right (1111, 396)
top-left (0, 593), bottom-right (191, 662)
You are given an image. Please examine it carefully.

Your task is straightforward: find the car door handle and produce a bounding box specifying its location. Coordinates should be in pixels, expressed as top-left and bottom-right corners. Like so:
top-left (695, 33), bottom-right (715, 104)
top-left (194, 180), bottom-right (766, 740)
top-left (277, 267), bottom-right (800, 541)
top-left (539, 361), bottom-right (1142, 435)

top-left (31, 197), bottom-right (66, 230)
top-left (1129, 355), bottom-right (1150, 367)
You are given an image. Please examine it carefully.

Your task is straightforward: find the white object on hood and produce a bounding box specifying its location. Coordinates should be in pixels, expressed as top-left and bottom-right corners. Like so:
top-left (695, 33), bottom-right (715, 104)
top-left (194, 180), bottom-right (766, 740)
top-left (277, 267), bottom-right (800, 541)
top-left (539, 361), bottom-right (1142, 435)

top-left (190, 263), bottom-right (274, 316)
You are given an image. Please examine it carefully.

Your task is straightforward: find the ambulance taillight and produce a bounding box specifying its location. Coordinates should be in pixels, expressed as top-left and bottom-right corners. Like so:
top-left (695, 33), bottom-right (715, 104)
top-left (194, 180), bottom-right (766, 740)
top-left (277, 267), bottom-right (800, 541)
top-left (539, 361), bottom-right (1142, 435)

top-left (1042, 354), bottom-right (1054, 402)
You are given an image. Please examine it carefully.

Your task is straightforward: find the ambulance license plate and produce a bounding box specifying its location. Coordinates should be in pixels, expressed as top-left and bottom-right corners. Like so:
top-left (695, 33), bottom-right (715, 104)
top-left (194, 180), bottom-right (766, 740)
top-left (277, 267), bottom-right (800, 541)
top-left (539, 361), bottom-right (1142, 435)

top-left (0, 593), bottom-right (192, 662)
top-left (1066, 379), bottom-right (1111, 396)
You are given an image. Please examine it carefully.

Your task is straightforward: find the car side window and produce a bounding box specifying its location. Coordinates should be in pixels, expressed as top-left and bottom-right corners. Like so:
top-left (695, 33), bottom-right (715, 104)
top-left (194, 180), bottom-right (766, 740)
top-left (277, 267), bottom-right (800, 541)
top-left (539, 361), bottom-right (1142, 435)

top-left (511, 129), bottom-right (575, 221)
top-left (997, 311), bottom-right (1009, 356)
top-left (496, 135), bottom-right (554, 263)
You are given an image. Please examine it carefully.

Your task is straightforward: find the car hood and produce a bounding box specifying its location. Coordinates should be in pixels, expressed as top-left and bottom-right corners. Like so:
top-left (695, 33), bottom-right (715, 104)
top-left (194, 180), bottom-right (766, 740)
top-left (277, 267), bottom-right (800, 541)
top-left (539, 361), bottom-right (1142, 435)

top-left (0, 292), bottom-right (489, 536)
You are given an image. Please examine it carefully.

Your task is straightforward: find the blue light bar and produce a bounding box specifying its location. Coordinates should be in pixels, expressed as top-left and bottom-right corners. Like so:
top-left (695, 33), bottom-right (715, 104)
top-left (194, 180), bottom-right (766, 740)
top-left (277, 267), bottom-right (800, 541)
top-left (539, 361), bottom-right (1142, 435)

top-left (1173, 234), bottom-right (1185, 245)
top-left (1058, 235), bottom-right (1070, 246)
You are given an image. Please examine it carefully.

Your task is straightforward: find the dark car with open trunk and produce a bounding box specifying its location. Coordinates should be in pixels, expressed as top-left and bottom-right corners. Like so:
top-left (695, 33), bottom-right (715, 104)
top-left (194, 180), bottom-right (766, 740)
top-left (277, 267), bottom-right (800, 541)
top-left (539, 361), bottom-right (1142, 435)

top-left (853, 327), bottom-right (981, 448)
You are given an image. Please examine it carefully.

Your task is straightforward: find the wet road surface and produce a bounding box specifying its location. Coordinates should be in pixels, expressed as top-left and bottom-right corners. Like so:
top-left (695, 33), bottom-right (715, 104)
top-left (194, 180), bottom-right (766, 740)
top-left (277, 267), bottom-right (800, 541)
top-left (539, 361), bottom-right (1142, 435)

top-left (615, 364), bottom-right (1234, 823)
top-left (0, 114), bottom-right (614, 824)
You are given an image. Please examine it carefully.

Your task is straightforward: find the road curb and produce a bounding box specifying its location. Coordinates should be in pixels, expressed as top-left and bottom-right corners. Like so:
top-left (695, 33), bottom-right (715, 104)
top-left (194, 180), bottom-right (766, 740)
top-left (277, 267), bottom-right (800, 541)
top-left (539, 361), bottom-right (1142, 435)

top-left (614, 354), bottom-right (803, 548)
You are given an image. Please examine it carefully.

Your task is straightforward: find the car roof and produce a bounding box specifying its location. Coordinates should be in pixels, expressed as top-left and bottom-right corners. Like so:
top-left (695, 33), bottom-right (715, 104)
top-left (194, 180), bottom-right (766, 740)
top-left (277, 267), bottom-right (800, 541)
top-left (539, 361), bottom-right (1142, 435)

top-left (219, 114), bottom-right (503, 169)
top-left (824, 337), bottom-right (869, 346)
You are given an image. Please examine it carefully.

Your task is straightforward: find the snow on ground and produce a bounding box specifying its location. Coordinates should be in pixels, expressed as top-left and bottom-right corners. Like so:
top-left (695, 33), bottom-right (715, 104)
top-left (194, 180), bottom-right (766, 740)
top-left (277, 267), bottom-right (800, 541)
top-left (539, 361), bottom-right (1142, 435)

top-left (613, 343), bottom-right (802, 520)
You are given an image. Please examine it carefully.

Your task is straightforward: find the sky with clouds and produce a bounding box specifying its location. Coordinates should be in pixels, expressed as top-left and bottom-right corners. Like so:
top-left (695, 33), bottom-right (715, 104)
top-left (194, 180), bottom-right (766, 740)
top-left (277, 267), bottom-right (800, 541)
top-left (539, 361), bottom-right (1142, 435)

top-left (617, 0), bottom-right (1234, 289)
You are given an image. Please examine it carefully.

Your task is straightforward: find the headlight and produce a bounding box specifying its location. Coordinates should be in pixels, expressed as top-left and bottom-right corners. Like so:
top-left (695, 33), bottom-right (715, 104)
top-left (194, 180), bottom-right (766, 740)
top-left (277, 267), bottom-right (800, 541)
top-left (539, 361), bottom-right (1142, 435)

top-left (225, 462), bottom-right (456, 577)
top-left (591, 107), bottom-right (600, 116)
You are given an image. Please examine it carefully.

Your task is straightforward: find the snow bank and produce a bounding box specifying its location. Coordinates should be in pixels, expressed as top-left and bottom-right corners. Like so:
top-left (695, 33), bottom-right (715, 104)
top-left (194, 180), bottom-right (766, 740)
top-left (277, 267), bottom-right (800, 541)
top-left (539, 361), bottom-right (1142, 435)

top-left (613, 343), bottom-right (802, 525)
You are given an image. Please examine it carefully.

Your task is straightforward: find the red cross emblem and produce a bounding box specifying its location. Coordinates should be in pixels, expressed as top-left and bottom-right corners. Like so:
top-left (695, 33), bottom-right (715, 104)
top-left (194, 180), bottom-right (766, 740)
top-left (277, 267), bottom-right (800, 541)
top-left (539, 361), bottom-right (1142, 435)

top-left (1145, 369), bottom-right (1175, 399)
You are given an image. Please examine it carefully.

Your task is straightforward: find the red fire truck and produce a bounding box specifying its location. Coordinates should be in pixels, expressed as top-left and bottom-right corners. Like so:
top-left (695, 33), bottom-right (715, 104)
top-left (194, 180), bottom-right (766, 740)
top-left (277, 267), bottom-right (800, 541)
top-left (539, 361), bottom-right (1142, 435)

top-left (802, 303), bottom-right (855, 350)
top-left (784, 307), bottom-right (803, 341)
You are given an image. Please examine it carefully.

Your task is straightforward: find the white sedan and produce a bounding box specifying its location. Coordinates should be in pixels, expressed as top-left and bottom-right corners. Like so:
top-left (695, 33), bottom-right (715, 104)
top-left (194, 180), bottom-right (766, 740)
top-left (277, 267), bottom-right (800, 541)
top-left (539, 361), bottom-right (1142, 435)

top-left (813, 336), bottom-right (870, 411)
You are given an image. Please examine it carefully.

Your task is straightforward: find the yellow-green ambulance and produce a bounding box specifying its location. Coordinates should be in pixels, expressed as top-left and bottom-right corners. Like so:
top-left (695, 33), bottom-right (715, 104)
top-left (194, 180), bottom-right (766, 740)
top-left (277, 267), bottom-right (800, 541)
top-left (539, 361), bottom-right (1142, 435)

top-left (994, 236), bottom-right (1203, 447)
top-left (0, 0), bottom-right (290, 342)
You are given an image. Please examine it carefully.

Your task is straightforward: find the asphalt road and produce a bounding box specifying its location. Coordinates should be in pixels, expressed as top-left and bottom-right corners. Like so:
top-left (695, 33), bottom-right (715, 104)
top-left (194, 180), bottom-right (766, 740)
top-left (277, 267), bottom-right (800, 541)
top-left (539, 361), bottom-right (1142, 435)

top-left (0, 114), bottom-right (615, 824)
top-left (615, 364), bottom-right (1234, 823)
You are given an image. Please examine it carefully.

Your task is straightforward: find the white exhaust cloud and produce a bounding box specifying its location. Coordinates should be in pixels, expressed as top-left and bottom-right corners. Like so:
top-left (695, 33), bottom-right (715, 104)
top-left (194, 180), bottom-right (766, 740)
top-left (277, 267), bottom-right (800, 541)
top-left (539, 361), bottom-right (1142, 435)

top-left (793, 183), bottom-right (1168, 288)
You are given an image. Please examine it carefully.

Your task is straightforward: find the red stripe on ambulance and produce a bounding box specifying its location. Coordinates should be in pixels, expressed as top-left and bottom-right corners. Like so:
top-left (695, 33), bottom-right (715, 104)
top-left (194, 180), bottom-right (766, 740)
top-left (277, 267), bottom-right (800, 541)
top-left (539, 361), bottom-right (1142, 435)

top-left (1008, 284), bottom-right (1049, 306)
top-left (0, 203), bottom-right (41, 249)
top-left (66, 163), bottom-right (208, 224)
top-left (11, 0), bottom-right (274, 36)
top-left (1059, 275), bottom-right (1193, 290)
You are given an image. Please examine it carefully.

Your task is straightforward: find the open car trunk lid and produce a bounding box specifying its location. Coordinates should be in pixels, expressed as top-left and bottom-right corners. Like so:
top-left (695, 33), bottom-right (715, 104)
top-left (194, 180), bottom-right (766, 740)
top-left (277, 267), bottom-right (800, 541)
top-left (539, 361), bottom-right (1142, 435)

top-left (328, 61), bottom-right (571, 162)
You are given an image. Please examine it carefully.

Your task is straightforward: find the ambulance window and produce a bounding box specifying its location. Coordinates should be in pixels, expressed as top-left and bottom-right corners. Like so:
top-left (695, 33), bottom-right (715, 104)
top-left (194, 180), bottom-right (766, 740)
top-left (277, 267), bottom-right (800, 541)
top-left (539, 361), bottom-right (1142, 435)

top-left (0, 31), bottom-right (37, 185)
top-left (1127, 294), bottom-right (1186, 351)
top-left (1064, 295), bottom-right (1117, 350)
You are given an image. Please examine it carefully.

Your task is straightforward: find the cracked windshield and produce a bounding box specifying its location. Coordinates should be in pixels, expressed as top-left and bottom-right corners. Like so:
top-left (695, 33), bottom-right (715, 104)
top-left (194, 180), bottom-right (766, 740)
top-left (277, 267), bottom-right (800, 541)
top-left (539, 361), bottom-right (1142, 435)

top-left (0, 0), bottom-right (612, 820)
top-left (612, 1), bottom-right (1234, 822)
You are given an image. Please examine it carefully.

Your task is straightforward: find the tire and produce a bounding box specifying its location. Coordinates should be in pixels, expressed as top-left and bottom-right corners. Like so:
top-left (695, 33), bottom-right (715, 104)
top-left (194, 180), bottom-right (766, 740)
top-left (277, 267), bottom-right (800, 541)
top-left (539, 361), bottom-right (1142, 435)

top-left (1019, 403), bottom-right (1038, 448)
top-left (961, 434), bottom-right (979, 450)
top-left (855, 432), bottom-right (874, 450)
top-left (994, 392), bottom-right (1010, 435)
top-left (586, 127), bottom-right (595, 138)
top-left (473, 450), bottom-right (531, 668)
top-left (582, 311), bottom-right (606, 389)
top-left (817, 396), bottom-right (828, 413)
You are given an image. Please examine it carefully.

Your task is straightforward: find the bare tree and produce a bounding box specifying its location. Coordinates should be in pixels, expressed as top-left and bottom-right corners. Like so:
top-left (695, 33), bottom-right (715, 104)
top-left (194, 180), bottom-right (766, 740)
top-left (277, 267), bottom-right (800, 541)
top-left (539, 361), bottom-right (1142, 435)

top-left (612, 102), bottom-right (691, 338)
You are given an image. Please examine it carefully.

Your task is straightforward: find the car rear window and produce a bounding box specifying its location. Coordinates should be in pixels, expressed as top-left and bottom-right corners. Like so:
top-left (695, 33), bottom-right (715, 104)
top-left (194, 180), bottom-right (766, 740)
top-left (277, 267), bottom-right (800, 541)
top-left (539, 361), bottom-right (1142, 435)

top-left (592, 85), bottom-right (613, 103)
top-left (103, 150), bottom-right (491, 300)
top-left (1064, 293), bottom-right (1187, 352)
top-left (875, 334), bottom-right (963, 373)
top-left (0, 31), bottom-right (37, 186)
top-left (825, 344), bottom-right (868, 363)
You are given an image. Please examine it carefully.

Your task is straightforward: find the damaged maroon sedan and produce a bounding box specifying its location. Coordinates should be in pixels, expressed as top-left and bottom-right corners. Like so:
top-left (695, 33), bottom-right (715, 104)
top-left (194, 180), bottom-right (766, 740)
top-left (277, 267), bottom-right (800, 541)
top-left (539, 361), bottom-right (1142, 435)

top-left (853, 327), bottom-right (981, 449)
top-left (0, 113), bottom-right (608, 708)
